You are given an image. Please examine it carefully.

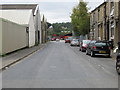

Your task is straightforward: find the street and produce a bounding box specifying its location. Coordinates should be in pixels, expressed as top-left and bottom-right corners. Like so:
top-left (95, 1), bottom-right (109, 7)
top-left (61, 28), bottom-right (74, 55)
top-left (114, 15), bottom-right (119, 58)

top-left (2, 41), bottom-right (118, 88)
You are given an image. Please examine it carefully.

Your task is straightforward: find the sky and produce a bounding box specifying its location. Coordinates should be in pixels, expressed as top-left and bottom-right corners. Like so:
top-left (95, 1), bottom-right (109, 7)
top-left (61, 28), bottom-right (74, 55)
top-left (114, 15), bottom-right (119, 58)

top-left (0, 0), bottom-right (105, 23)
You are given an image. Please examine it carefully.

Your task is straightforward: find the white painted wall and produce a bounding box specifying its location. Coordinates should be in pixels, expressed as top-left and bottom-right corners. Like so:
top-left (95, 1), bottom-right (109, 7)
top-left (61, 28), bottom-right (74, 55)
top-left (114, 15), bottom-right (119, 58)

top-left (34, 6), bottom-right (42, 43)
top-left (0, 10), bottom-right (36, 47)
top-left (0, 10), bottom-right (31, 25)
top-left (0, 18), bottom-right (2, 55)
top-left (33, 6), bottom-right (42, 44)
top-left (0, 18), bottom-right (27, 55)
top-left (0, 9), bottom-right (41, 48)
top-left (37, 9), bottom-right (42, 44)
top-left (28, 12), bottom-right (36, 47)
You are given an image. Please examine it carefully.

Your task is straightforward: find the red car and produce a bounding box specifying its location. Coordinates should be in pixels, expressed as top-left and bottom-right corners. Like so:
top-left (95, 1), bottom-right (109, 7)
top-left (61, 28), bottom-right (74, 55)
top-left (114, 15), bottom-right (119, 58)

top-left (51, 38), bottom-right (56, 41)
top-left (65, 39), bottom-right (71, 43)
top-left (65, 37), bottom-right (73, 43)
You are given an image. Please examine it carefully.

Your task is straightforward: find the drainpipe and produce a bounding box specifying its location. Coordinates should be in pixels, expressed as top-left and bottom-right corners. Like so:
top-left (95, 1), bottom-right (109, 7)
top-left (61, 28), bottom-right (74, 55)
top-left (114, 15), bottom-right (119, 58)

top-left (26, 27), bottom-right (29, 47)
top-left (104, 2), bottom-right (107, 40)
top-left (118, 1), bottom-right (120, 42)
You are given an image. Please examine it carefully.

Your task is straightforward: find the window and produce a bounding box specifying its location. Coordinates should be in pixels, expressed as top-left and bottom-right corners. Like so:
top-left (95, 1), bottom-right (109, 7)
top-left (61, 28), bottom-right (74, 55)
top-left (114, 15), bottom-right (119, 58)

top-left (111, 21), bottom-right (114, 37)
top-left (110, 2), bottom-right (114, 18)
top-left (110, 2), bottom-right (114, 11)
top-left (95, 42), bottom-right (108, 46)
top-left (98, 8), bottom-right (100, 21)
top-left (111, 28), bottom-right (114, 37)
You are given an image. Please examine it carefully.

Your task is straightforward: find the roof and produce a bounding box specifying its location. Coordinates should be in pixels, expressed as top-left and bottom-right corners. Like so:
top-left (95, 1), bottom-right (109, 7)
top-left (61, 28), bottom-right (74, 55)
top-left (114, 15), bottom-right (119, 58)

top-left (0, 4), bottom-right (38, 14)
top-left (0, 17), bottom-right (26, 27)
top-left (91, 2), bottom-right (106, 13)
top-left (0, 10), bottom-right (32, 26)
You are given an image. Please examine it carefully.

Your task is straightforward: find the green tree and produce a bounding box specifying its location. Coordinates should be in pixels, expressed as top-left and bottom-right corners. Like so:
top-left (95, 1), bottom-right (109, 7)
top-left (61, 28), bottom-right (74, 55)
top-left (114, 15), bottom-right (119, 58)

top-left (47, 22), bottom-right (52, 29)
top-left (71, 0), bottom-right (90, 36)
top-left (49, 22), bottom-right (73, 36)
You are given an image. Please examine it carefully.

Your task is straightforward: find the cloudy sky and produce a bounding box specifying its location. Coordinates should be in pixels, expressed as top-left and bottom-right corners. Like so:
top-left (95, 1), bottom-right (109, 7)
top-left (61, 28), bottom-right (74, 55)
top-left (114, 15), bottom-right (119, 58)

top-left (0, 0), bottom-right (105, 23)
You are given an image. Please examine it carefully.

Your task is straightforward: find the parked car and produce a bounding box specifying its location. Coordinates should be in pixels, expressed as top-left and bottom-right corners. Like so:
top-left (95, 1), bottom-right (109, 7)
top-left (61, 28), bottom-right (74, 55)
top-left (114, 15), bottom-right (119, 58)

top-left (79, 40), bottom-right (91, 52)
top-left (116, 42), bottom-right (120, 75)
top-left (65, 38), bottom-right (70, 43)
top-left (70, 39), bottom-right (79, 46)
top-left (51, 37), bottom-right (56, 41)
top-left (86, 40), bottom-right (111, 57)
top-left (56, 38), bottom-right (60, 41)
top-left (65, 37), bottom-right (73, 43)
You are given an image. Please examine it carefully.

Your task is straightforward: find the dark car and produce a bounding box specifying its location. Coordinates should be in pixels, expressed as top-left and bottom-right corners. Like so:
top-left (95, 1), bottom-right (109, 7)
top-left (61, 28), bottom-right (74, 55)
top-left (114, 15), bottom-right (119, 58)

top-left (116, 42), bottom-right (120, 75)
top-left (79, 40), bottom-right (91, 52)
top-left (86, 41), bottom-right (111, 57)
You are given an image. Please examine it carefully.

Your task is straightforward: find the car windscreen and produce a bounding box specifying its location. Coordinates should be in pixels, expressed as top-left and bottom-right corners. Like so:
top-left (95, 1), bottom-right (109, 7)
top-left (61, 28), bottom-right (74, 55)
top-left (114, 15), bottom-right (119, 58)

top-left (68, 37), bottom-right (73, 40)
top-left (83, 40), bottom-right (91, 44)
top-left (95, 42), bottom-right (108, 46)
top-left (73, 40), bottom-right (78, 42)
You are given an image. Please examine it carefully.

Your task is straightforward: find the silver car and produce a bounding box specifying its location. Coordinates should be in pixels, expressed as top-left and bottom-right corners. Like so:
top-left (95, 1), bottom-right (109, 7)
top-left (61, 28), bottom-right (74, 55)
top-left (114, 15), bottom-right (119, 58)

top-left (70, 39), bottom-right (79, 46)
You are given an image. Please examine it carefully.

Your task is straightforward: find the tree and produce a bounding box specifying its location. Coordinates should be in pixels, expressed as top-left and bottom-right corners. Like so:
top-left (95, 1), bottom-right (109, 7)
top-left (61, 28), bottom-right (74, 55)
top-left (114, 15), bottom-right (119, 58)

top-left (49, 22), bottom-right (73, 36)
top-left (70, 0), bottom-right (90, 36)
top-left (47, 22), bottom-right (52, 29)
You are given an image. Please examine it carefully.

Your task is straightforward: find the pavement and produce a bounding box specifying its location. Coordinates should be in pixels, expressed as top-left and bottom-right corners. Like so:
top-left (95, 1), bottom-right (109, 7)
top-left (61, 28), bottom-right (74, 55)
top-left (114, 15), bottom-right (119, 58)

top-left (0, 43), bottom-right (47, 70)
top-left (2, 40), bottom-right (118, 88)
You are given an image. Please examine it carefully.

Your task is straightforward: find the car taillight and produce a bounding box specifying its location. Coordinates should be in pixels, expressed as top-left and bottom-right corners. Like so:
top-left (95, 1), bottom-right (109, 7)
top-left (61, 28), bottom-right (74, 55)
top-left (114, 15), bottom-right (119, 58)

top-left (82, 46), bottom-right (86, 48)
top-left (93, 46), bottom-right (96, 49)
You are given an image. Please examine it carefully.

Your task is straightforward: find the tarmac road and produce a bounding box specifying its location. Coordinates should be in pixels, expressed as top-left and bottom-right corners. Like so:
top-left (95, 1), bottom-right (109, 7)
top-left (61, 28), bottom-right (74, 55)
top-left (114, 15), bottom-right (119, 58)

top-left (2, 41), bottom-right (118, 88)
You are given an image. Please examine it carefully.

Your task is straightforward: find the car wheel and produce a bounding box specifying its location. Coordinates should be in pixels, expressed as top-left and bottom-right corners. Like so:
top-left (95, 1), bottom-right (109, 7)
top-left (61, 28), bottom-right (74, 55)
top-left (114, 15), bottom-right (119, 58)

top-left (86, 50), bottom-right (88, 55)
top-left (116, 59), bottom-right (120, 75)
top-left (107, 54), bottom-right (111, 58)
top-left (79, 48), bottom-right (81, 51)
top-left (91, 51), bottom-right (95, 57)
top-left (81, 48), bottom-right (83, 52)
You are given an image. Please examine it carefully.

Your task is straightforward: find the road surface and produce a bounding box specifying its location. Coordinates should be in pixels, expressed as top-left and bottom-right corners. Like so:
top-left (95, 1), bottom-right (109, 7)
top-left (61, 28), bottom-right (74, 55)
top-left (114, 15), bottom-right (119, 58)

top-left (2, 41), bottom-right (118, 88)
